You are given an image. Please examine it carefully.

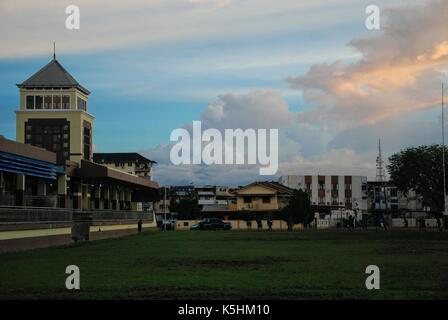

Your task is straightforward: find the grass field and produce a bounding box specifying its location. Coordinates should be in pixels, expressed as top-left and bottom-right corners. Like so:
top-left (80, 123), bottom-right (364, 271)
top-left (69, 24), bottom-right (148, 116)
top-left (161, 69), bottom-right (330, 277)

top-left (1, 230), bottom-right (448, 299)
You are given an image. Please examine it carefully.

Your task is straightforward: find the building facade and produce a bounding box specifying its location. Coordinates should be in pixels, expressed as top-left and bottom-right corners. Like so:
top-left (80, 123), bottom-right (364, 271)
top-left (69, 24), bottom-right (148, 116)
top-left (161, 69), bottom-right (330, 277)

top-left (2, 56), bottom-right (159, 211)
top-left (278, 175), bottom-right (368, 213)
top-left (235, 181), bottom-right (293, 216)
top-left (15, 58), bottom-right (93, 165)
top-left (93, 153), bottom-right (156, 180)
top-left (366, 181), bottom-right (424, 214)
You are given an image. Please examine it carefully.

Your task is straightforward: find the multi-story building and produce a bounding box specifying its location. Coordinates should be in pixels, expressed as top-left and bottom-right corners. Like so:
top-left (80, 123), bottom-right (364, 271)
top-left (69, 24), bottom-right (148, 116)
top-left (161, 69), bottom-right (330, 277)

top-left (5, 55), bottom-right (159, 211)
top-left (16, 58), bottom-right (93, 165)
top-left (366, 181), bottom-right (423, 214)
top-left (215, 186), bottom-right (237, 207)
top-left (278, 175), bottom-right (368, 213)
top-left (195, 185), bottom-right (216, 206)
top-left (93, 153), bottom-right (156, 180)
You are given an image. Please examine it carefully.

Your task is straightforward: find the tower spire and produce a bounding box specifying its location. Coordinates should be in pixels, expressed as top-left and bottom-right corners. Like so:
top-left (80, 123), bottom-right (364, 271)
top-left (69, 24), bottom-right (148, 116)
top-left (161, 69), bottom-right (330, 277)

top-left (53, 42), bottom-right (56, 60)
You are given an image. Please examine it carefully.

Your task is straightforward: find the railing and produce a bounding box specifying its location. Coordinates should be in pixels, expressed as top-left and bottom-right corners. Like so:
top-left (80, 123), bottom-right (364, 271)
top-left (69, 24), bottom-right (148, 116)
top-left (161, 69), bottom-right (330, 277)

top-left (0, 206), bottom-right (153, 224)
top-left (24, 195), bottom-right (57, 208)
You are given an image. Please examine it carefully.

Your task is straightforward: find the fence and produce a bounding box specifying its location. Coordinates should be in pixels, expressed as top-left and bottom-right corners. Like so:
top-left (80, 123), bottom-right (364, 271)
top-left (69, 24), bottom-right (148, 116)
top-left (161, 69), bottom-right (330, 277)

top-left (0, 206), bottom-right (153, 226)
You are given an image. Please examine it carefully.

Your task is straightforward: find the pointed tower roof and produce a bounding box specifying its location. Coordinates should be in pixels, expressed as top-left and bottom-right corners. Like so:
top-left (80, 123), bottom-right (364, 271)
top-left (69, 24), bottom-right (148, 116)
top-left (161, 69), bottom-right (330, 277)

top-left (17, 59), bottom-right (90, 95)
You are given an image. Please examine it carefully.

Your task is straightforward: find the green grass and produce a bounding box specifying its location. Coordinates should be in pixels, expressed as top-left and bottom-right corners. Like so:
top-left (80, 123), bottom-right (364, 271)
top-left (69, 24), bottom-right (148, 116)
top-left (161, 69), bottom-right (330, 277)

top-left (1, 230), bottom-right (448, 299)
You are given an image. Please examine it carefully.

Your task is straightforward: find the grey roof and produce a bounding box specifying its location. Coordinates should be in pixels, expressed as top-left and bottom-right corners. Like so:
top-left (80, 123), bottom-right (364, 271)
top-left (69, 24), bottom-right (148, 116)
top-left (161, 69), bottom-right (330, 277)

top-left (17, 59), bottom-right (90, 94)
top-left (93, 153), bottom-right (157, 164)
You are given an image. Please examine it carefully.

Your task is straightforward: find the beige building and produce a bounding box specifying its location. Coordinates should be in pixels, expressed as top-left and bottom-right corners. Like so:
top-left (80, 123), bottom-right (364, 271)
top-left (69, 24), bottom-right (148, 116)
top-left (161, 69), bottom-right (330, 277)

top-left (9, 55), bottom-right (159, 211)
top-left (235, 181), bottom-right (293, 215)
top-left (279, 175), bottom-right (368, 212)
top-left (93, 153), bottom-right (156, 180)
top-left (15, 58), bottom-right (93, 165)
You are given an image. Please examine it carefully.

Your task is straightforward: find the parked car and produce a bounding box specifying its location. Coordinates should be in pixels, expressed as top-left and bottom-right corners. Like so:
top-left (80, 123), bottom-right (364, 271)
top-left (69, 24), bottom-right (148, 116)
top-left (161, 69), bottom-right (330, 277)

top-left (159, 219), bottom-right (176, 230)
top-left (197, 218), bottom-right (232, 230)
top-left (190, 223), bottom-right (200, 230)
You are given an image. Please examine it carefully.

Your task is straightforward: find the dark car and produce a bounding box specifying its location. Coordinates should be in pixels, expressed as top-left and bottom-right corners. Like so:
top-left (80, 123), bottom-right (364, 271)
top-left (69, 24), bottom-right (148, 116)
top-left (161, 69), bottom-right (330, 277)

top-left (198, 218), bottom-right (232, 230)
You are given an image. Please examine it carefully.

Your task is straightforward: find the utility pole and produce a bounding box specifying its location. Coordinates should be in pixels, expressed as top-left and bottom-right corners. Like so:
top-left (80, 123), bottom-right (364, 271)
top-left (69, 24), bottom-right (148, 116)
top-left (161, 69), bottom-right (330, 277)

top-left (443, 82), bottom-right (447, 216)
top-left (163, 186), bottom-right (167, 231)
top-left (376, 139), bottom-right (387, 211)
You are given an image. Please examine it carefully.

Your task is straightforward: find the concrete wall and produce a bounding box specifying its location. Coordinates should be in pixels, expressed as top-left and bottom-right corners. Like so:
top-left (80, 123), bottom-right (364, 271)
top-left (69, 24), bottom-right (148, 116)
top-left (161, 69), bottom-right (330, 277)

top-left (0, 224), bottom-right (156, 254)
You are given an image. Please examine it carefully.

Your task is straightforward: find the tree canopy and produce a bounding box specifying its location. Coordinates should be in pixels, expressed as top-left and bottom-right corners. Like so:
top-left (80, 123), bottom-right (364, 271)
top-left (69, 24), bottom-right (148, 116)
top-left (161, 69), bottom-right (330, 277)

top-left (281, 189), bottom-right (313, 231)
top-left (170, 196), bottom-right (202, 220)
top-left (388, 144), bottom-right (447, 212)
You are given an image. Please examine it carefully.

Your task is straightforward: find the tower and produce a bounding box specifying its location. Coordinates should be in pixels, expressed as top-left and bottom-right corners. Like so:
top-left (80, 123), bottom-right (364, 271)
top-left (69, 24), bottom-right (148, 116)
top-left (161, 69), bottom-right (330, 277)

top-left (376, 139), bottom-right (385, 182)
top-left (15, 54), bottom-right (93, 165)
top-left (375, 139), bottom-right (387, 212)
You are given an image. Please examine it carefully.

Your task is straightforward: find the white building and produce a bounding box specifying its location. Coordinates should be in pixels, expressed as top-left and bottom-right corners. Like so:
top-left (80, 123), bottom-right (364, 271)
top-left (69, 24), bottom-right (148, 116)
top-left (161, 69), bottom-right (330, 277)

top-left (278, 175), bottom-right (368, 212)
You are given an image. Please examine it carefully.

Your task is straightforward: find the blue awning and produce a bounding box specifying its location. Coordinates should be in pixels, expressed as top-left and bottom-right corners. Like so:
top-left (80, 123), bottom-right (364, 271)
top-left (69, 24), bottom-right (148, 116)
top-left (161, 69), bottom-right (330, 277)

top-left (0, 151), bottom-right (58, 179)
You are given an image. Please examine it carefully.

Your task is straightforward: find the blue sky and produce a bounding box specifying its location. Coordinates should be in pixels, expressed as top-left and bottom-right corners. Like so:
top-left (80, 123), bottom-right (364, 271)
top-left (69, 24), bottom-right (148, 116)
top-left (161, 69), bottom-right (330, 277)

top-left (0, 0), bottom-right (446, 185)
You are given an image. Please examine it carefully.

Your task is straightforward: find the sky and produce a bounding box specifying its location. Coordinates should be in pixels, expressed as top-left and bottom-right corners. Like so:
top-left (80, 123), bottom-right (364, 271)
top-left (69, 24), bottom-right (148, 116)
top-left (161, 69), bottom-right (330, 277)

top-left (0, 0), bottom-right (447, 186)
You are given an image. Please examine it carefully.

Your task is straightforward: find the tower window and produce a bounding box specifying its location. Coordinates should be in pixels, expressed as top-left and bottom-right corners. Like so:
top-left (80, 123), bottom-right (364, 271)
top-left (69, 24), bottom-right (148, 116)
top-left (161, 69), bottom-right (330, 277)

top-left (62, 95), bottom-right (70, 109)
top-left (44, 95), bottom-right (52, 109)
top-left (53, 95), bottom-right (61, 109)
top-left (26, 96), bottom-right (34, 109)
top-left (35, 95), bottom-right (43, 109)
top-left (77, 97), bottom-right (87, 111)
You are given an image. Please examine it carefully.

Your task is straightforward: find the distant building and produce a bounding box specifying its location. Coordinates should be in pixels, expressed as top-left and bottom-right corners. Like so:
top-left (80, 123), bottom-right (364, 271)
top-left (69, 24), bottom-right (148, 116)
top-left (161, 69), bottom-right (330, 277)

top-left (278, 175), bottom-right (368, 213)
top-left (93, 153), bottom-right (156, 180)
top-left (366, 181), bottom-right (423, 214)
top-left (195, 185), bottom-right (216, 206)
top-left (234, 181), bottom-right (293, 216)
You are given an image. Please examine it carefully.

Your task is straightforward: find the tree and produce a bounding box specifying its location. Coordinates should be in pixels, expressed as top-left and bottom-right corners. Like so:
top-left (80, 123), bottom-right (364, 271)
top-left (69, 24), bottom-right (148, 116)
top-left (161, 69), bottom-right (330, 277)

top-left (281, 189), bottom-right (313, 231)
top-left (388, 144), bottom-right (447, 212)
top-left (170, 196), bottom-right (202, 220)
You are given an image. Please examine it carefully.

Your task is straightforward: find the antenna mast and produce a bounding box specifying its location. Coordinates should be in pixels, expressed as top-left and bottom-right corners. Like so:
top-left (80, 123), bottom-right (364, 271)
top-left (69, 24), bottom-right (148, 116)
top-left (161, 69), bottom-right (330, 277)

top-left (376, 139), bottom-right (385, 183)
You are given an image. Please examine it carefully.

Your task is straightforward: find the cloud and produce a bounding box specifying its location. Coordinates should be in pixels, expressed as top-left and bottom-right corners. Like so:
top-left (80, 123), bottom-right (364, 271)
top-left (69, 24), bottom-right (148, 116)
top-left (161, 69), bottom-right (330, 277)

top-left (142, 89), bottom-right (376, 185)
top-left (201, 89), bottom-right (293, 130)
top-left (286, 0), bottom-right (448, 130)
top-left (141, 1), bottom-right (448, 185)
top-left (0, 0), bottom-right (385, 59)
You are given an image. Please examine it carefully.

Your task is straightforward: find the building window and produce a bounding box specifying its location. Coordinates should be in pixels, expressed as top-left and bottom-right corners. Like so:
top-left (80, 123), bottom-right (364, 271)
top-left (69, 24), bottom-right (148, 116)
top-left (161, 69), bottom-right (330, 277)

top-left (35, 95), bottom-right (43, 109)
top-left (62, 95), bottom-right (70, 109)
top-left (243, 197), bottom-right (252, 204)
top-left (44, 95), bottom-right (52, 109)
top-left (262, 196), bottom-right (271, 203)
top-left (77, 97), bottom-right (87, 111)
top-left (83, 125), bottom-right (91, 160)
top-left (25, 119), bottom-right (70, 164)
top-left (53, 95), bottom-right (61, 109)
top-left (26, 96), bottom-right (34, 109)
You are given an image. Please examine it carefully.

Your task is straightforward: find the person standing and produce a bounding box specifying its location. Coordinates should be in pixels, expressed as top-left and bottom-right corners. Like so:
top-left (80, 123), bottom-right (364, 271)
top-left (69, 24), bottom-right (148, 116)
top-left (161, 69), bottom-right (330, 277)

top-left (138, 219), bottom-right (143, 233)
top-left (437, 217), bottom-right (443, 232)
top-left (256, 217), bottom-right (262, 231)
top-left (267, 217), bottom-right (273, 231)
